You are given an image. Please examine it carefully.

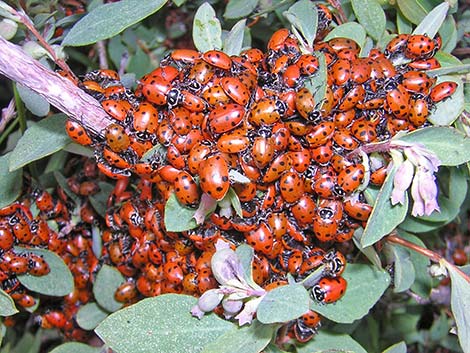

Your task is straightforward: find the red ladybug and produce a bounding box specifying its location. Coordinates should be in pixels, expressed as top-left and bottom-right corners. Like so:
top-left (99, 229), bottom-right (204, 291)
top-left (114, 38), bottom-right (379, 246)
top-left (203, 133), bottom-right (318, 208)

top-left (198, 154), bottom-right (230, 200)
top-left (311, 276), bottom-right (347, 303)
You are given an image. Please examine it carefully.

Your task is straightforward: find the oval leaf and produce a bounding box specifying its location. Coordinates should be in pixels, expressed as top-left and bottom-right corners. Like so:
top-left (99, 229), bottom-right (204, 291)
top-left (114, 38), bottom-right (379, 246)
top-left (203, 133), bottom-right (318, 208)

top-left (257, 284), bottom-right (309, 324)
top-left (0, 153), bottom-right (22, 209)
top-left (387, 244), bottom-right (415, 293)
top-left (310, 264), bottom-right (390, 323)
top-left (284, 0), bottom-right (318, 48)
top-left (361, 165), bottom-right (408, 247)
top-left (16, 247), bottom-right (74, 296)
top-left (201, 320), bottom-right (273, 353)
top-left (296, 330), bottom-right (367, 353)
top-left (49, 342), bottom-right (101, 353)
top-left (444, 261), bottom-right (470, 353)
top-left (413, 2), bottom-right (449, 38)
top-left (222, 19), bottom-right (246, 56)
top-left (95, 294), bottom-right (234, 353)
top-left (62, 0), bottom-right (168, 46)
top-left (0, 288), bottom-right (18, 316)
top-left (93, 265), bottom-right (125, 312)
top-left (351, 0), bottom-right (386, 41)
top-left (76, 302), bottom-right (110, 330)
top-left (17, 84), bottom-right (50, 117)
top-left (9, 114), bottom-right (69, 171)
top-left (397, 0), bottom-right (432, 25)
top-left (397, 127), bottom-right (470, 166)
top-left (383, 341), bottom-right (407, 353)
top-left (164, 193), bottom-right (198, 232)
top-left (193, 3), bottom-right (222, 52)
top-left (324, 22), bottom-right (366, 48)
top-left (224, 0), bottom-right (259, 19)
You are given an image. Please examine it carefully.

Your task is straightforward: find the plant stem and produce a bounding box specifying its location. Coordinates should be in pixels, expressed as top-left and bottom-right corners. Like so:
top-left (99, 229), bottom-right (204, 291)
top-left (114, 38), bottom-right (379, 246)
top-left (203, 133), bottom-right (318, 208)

top-left (386, 233), bottom-right (470, 284)
top-left (12, 83), bottom-right (27, 134)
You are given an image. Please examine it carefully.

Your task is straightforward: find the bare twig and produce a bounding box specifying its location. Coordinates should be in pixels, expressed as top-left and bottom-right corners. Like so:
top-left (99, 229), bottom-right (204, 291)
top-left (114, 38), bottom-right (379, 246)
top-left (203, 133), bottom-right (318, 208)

top-left (0, 100), bottom-right (17, 134)
top-left (97, 41), bottom-right (109, 69)
top-left (0, 36), bottom-right (113, 138)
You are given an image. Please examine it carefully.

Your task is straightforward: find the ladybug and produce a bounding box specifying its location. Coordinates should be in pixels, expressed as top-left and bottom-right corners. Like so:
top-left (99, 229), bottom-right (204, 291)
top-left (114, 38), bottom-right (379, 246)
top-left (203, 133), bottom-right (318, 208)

top-left (384, 34), bottom-right (409, 58)
top-left (306, 121), bottom-right (335, 148)
top-left (429, 81), bottom-right (458, 103)
top-left (114, 282), bottom-right (138, 303)
top-left (343, 199), bottom-right (372, 221)
top-left (313, 216), bottom-right (337, 242)
top-left (252, 136), bottom-right (275, 169)
top-left (188, 60), bottom-right (215, 85)
top-left (65, 119), bottom-right (93, 146)
top-left (249, 98), bottom-right (283, 126)
top-left (84, 69), bottom-right (120, 83)
top-left (202, 85), bottom-right (232, 107)
top-left (217, 129), bottom-right (250, 154)
top-left (311, 276), bottom-right (347, 303)
top-left (41, 310), bottom-right (67, 329)
top-left (245, 222), bottom-right (274, 255)
top-left (174, 171), bottom-right (200, 207)
top-left (337, 164), bottom-right (365, 194)
top-left (409, 98), bottom-right (429, 127)
top-left (296, 54), bottom-right (319, 75)
top-left (350, 58), bottom-right (372, 84)
top-left (402, 71), bottom-right (435, 95)
top-left (202, 50), bottom-right (232, 70)
top-left (385, 84), bottom-right (410, 119)
top-left (334, 109), bottom-right (356, 129)
top-left (0, 227), bottom-right (14, 250)
top-left (262, 153), bottom-right (292, 183)
top-left (337, 84), bottom-right (365, 111)
top-left (208, 103), bottom-right (245, 134)
top-left (199, 154), bottom-right (230, 200)
top-left (408, 57), bottom-right (441, 70)
top-left (295, 87), bottom-right (319, 121)
top-left (103, 123), bottom-right (130, 153)
top-left (268, 28), bottom-right (290, 51)
top-left (323, 250), bottom-right (347, 277)
top-left (291, 194), bottom-right (316, 228)
top-left (10, 292), bottom-right (36, 308)
top-left (350, 118), bottom-right (378, 143)
top-left (329, 37), bottom-right (359, 53)
top-left (405, 34), bottom-right (436, 59)
top-left (220, 77), bottom-right (250, 105)
top-left (180, 89), bottom-right (207, 112)
top-left (28, 254), bottom-right (50, 276)
top-left (133, 102), bottom-right (159, 133)
top-left (279, 171), bottom-right (304, 203)
top-left (310, 140), bottom-right (333, 165)
top-left (169, 49), bottom-right (201, 65)
top-left (331, 58), bottom-right (351, 86)
top-left (166, 144), bottom-right (186, 169)
top-left (101, 99), bottom-right (132, 122)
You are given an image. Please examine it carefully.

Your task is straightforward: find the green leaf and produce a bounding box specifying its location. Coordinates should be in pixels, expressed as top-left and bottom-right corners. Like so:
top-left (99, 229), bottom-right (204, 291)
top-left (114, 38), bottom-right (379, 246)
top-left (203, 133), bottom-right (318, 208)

top-left (397, 127), bottom-right (470, 166)
top-left (413, 2), bottom-right (449, 38)
top-left (257, 284), bottom-right (309, 324)
top-left (426, 63), bottom-right (470, 77)
top-left (310, 264), bottom-right (390, 323)
top-left (296, 330), bottom-right (367, 353)
top-left (10, 329), bottom-right (42, 353)
top-left (76, 302), bottom-right (110, 330)
top-left (351, 0), bottom-right (386, 41)
top-left (126, 46), bottom-right (152, 80)
top-left (426, 76), bottom-right (464, 126)
top-left (224, 0), bottom-right (259, 19)
top-left (62, 0), bottom-right (167, 46)
top-left (396, 10), bottom-right (412, 34)
top-left (164, 193), bottom-right (198, 232)
top-left (353, 228), bottom-right (382, 268)
top-left (386, 244), bottom-right (415, 293)
top-left (398, 231), bottom-right (432, 298)
top-left (16, 247), bottom-right (74, 296)
top-left (324, 22), bottom-right (367, 48)
top-left (397, 0), bottom-right (433, 25)
top-left (9, 114), bottom-right (69, 171)
top-left (49, 343), bottom-right (101, 353)
top-left (222, 19), bottom-right (246, 56)
top-left (96, 294), bottom-right (235, 353)
top-left (226, 188), bottom-right (242, 218)
top-left (0, 288), bottom-right (18, 316)
top-left (444, 261), bottom-right (470, 353)
top-left (382, 341), bottom-right (407, 353)
top-left (93, 265), bottom-right (125, 312)
top-left (0, 153), bottom-right (22, 209)
top-left (193, 3), bottom-right (222, 52)
top-left (235, 244), bottom-right (257, 287)
top-left (283, 0), bottom-right (318, 48)
top-left (54, 171), bottom-right (80, 204)
top-left (16, 84), bottom-right (50, 117)
top-left (201, 320), bottom-right (273, 353)
top-left (361, 166), bottom-right (408, 247)
top-left (304, 52), bottom-right (327, 107)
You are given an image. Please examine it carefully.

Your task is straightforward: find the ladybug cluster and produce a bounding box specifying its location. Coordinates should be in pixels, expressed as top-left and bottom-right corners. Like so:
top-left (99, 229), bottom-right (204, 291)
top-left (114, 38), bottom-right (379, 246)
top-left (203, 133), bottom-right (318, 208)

top-left (0, 159), bottom-right (109, 342)
top-left (18, 3), bottom-right (458, 344)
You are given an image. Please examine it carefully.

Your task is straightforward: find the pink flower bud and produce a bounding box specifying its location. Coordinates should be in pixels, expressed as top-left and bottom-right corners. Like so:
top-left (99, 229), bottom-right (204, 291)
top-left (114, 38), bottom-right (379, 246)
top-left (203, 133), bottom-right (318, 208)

top-left (411, 172), bottom-right (425, 217)
top-left (391, 160), bottom-right (414, 205)
top-left (417, 169), bottom-right (440, 215)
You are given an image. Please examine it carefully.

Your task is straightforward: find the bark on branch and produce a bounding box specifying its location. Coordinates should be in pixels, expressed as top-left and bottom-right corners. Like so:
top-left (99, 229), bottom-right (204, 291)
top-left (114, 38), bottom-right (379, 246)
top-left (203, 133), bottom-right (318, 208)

top-left (0, 36), bottom-right (113, 137)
